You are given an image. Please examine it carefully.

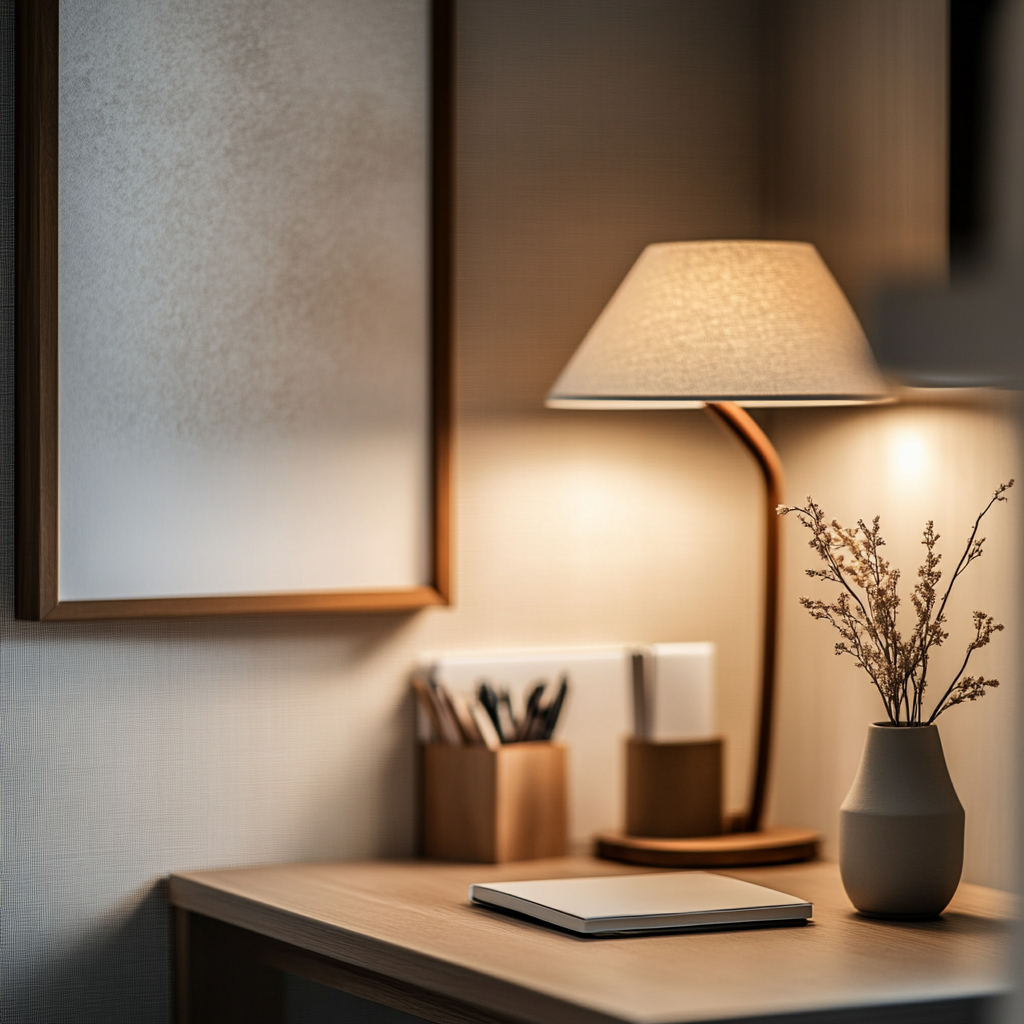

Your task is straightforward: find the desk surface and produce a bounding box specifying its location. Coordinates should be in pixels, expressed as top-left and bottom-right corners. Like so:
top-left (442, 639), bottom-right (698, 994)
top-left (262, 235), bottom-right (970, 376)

top-left (168, 857), bottom-right (1011, 1024)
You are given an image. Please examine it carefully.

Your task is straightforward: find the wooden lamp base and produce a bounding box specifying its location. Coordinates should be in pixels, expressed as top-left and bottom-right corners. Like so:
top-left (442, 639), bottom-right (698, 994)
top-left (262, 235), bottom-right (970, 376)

top-left (595, 827), bottom-right (819, 868)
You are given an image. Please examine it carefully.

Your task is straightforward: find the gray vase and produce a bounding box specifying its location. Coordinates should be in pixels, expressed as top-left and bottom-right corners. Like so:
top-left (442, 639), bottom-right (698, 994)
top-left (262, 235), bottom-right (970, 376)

top-left (840, 722), bottom-right (964, 919)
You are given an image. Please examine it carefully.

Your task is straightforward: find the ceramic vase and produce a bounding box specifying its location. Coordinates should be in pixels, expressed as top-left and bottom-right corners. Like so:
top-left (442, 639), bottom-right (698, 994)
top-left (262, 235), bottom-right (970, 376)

top-left (840, 722), bottom-right (964, 919)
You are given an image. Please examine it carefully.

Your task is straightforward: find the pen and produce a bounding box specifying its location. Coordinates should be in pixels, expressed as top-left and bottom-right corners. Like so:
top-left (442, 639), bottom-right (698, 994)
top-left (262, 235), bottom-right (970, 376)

top-left (448, 688), bottom-right (483, 745)
top-left (427, 670), bottom-right (464, 745)
top-left (518, 680), bottom-right (546, 740)
top-left (470, 700), bottom-right (502, 751)
top-left (540, 675), bottom-right (568, 740)
top-left (411, 672), bottom-right (460, 745)
top-left (497, 687), bottom-right (517, 741)
top-left (477, 681), bottom-right (505, 741)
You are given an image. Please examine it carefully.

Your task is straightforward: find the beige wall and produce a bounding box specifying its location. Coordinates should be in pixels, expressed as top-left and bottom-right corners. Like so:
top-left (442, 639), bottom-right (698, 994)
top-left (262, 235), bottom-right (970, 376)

top-left (764, 0), bottom-right (1020, 891)
top-left (456, 0), bottom-right (765, 415)
top-left (450, 0), bottom-right (766, 815)
top-left (769, 398), bottom-right (1020, 889)
top-left (5, 3), bottom-right (1019, 1021)
top-left (766, 0), bottom-right (949, 311)
top-left (4, 3), bottom-right (771, 1019)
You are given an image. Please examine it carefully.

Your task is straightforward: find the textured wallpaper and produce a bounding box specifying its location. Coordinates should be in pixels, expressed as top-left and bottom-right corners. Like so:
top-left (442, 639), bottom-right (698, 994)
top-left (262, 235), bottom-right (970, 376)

top-left (1, 3), bottom-right (769, 1019)
top-left (1, 3), bottom-right (774, 1017)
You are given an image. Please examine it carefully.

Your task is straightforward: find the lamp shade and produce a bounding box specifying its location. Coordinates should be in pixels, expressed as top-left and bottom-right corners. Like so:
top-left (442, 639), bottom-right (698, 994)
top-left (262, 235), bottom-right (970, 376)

top-left (547, 241), bottom-right (889, 408)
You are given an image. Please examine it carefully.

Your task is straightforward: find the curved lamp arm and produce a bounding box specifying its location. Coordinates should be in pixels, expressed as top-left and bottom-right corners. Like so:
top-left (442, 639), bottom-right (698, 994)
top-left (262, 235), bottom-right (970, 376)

top-left (704, 402), bottom-right (784, 834)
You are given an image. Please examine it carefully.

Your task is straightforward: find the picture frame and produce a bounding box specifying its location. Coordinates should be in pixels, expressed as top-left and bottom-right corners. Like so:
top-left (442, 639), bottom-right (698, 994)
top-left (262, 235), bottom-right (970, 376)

top-left (16, 0), bottom-right (453, 620)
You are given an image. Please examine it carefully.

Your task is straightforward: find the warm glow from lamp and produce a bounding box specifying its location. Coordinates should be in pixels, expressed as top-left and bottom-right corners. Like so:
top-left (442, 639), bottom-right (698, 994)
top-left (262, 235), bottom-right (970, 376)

top-left (547, 239), bottom-right (891, 860)
top-left (547, 240), bottom-right (890, 409)
top-left (886, 427), bottom-right (932, 485)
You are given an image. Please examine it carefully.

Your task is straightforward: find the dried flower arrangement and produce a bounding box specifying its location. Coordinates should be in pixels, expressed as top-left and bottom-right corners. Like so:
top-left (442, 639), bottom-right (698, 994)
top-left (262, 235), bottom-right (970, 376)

top-left (778, 482), bottom-right (1014, 726)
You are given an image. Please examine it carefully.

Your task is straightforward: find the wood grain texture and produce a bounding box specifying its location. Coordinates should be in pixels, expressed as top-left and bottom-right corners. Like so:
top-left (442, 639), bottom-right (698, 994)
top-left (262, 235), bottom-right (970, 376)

top-left (34, 587), bottom-right (449, 622)
top-left (15, 0), bottom-right (454, 621)
top-left (625, 738), bottom-right (723, 838)
top-left (167, 858), bottom-right (1011, 1024)
top-left (424, 743), bottom-right (568, 863)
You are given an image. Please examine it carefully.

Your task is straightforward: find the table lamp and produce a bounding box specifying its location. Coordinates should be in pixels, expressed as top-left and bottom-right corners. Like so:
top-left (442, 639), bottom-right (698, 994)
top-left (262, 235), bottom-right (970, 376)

top-left (547, 240), bottom-right (889, 866)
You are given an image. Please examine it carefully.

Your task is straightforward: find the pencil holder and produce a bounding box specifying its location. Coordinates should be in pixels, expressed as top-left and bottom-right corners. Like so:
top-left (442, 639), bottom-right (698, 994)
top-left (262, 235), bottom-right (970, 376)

top-left (422, 741), bottom-right (568, 863)
top-left (625, 737), bottom-right (724, 838)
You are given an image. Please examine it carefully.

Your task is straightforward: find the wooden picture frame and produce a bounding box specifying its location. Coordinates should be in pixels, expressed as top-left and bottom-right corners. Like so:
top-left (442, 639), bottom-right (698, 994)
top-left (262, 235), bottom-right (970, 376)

top-left (16, 0), bottom-right (452, 620)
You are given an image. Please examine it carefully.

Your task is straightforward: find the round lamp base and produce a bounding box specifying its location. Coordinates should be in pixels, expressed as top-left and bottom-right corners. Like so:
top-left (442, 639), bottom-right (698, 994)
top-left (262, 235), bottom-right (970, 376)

top-left (595, 827), bottom-right (819, 868)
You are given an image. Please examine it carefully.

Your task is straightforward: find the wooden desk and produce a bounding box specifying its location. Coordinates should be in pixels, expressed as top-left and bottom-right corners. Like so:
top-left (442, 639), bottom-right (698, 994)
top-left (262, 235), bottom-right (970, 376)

top-left (168, 857), bottom-right (1011, 1024)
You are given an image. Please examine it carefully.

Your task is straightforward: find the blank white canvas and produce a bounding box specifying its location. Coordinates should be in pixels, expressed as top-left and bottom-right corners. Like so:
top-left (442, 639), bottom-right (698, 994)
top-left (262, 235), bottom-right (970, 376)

top-left (57, 0), bottom-right (431, 599)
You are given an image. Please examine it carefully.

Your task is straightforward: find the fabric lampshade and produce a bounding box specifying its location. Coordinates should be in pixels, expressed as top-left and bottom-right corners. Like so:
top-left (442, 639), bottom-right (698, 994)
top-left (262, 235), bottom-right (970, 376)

top-left (547, 240), bottom-right (889, 409)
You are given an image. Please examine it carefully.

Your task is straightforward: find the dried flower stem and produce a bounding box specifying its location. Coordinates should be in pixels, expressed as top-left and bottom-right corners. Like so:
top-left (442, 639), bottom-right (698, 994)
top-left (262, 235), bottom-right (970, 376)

top-left (778, 481), bottom-right (1013, 726)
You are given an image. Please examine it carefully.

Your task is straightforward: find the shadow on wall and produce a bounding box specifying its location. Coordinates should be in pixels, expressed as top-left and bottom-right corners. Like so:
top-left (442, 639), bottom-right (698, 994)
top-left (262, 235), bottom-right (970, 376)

top-left (3, 883), bottom-right (172, 1024)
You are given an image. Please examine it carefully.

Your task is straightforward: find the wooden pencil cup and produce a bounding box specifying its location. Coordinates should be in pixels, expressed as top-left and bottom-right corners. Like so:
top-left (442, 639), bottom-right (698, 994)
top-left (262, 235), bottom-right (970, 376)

top-left (625, 737), bottom-right (724, 838)
top-left (422, 742), bottom-right (568, 863)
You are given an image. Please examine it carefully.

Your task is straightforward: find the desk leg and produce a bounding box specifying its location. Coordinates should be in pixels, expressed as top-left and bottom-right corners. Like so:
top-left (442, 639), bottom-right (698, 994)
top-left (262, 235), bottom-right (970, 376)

top-left (175, 909), bottom-right (285, 1024)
